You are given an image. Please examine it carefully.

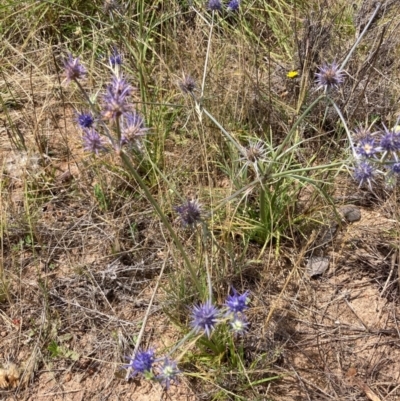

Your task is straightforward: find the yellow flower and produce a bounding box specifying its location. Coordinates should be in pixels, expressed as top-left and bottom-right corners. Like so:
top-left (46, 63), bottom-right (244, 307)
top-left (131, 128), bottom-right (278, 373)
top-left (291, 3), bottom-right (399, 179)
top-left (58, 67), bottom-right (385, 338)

top-left (287, 70), bottom-right (299, 79)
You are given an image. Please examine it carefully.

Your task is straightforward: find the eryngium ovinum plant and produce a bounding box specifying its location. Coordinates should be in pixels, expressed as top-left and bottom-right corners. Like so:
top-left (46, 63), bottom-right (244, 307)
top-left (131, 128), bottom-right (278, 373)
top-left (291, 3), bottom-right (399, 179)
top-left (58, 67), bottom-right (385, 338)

top-left (63, 1), bottom-right (384, 392)
top-left (64, 48), bottom-right (253, 390)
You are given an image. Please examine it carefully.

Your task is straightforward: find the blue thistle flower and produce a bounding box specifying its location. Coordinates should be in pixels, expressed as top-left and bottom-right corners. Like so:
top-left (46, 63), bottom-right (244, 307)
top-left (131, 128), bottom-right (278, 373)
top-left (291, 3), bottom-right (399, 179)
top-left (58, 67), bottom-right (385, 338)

top-left (225, 288), bottom-right (250, 314)
top-left (190, 300), bottom-right (221, 338)
top-left (229, 314), bottom-right (249, 335)
top-left (102, 75), bottom-right (133, 120)
top-left (125, 349), bottom-right (155, 378)
top-left (354, 161), bottom-right (375, 188)
top-left (175, 199), bottom-right (202, 227)
top-left (82, 128), bottom-right (105, 154)
top-left (76, 112), bottom-right (94, 129)
top-left (227, 0), bottom-right (240, 11)
top-left (156, 358), bottom-right (180, 389)
top-left (315, 62), bottom-right (344, 91)
top-left (379, 128), bottom-right (400, 153)
top-left (122, 111), bottom-right (149, 141)
top-left (63, 54), bottom-right (86, 83)
top-left (208, 0), bottom-right (222, 11)
top-left (356, 136), bottom-right (378, 158)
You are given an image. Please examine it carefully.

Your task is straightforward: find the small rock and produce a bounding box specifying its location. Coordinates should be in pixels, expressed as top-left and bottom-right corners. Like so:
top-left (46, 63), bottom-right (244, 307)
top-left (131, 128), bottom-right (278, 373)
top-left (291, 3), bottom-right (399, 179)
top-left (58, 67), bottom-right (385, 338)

top-left (307, 256), bottom-right (330, 277)
top-left (339, 205), bottom-right (361, 222)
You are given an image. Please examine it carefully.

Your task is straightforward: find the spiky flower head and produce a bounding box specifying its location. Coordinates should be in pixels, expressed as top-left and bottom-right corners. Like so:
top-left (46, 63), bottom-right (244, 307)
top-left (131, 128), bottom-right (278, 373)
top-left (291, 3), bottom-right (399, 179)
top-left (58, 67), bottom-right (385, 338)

top-left (315, 61), bottom-right (344, 92)
top-left (82, 129), bottom-right (105, 154)
top-left (102, 75), bottom-right (133, 120)
top-left (356, 136), bottom-right (378, 158)
top-left (125, 349), bottom-right (155, 378)
top-left (354, 161), bottom-right (375, 189)
top-left (179, 74), bottom-right (196, 95)
top-left (190, 300), bottom-right (221, 338)
top-left (63, 54), bottom-right (86, 83)
top-left (225, 288), bottom-right (250, 314)
top-left (122, 111), bottom-right (149, 141)
top-left (227, 0), bottom-right (240, 11)
top-left (156, 358), bottom-right (180, 389)
top-left (229, 314), bottom-right (249, 335)
top-left (76, 112), bottom-right (94, 129)
top-left (175, 199), bottom-right (202, 227)
top-left (241, 140), bottom-right (267, 164)
top-left (208, 0), bottom-right (222, 11)
top-left (379, 128), bottom-right (400, 153)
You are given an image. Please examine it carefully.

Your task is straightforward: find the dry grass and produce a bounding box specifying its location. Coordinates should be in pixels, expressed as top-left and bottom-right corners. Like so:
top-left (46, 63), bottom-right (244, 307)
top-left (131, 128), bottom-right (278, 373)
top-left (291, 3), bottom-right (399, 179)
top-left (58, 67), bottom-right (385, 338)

top-left (1, 0), bottom-right (400, 400)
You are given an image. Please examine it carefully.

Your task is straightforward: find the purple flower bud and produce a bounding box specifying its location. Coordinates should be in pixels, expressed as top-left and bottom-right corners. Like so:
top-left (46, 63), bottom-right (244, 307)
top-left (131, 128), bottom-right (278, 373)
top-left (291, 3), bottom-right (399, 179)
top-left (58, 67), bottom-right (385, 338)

top-left (76, 112), bottom-right (94, 129)
top-left (315, 62), bottom-right (344, 91)
top-left (110, 48), bottom-right (122, 67)
top-left (63, 54), bottom-right (86, 83)
top-left (190, 300), bottom-right (221, 338)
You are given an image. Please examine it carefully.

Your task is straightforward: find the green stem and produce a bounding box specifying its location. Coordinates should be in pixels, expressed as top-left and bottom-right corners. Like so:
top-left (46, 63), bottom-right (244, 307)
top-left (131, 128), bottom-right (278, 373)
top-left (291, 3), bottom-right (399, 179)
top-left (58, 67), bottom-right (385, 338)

top-left (119, 151), bottom-right (203, 296)
top-left (327, 97), bottom-right (357, 157)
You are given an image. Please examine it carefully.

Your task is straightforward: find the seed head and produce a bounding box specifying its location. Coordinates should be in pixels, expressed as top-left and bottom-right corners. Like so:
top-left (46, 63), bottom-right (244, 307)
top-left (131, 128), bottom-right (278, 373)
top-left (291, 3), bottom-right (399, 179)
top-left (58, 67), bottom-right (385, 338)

top-left (156, 358), bottom-right (180, 389)
top-left (125, 349), bottom-right (155, 378)
top-left (225, 288), bottom-right (250, 314)
top-left (190, 300), bottom-right (221, 338)
top-left (315, 62), bottom-right (344, 92)
top-left (175, 199), bottom-right (202, 227)
top-left (76, 112), bottom-right (94, 129)
top-left (63, 54), bottom-right (86, 83)
top-left (82, 129), bottom-right (105, 154)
